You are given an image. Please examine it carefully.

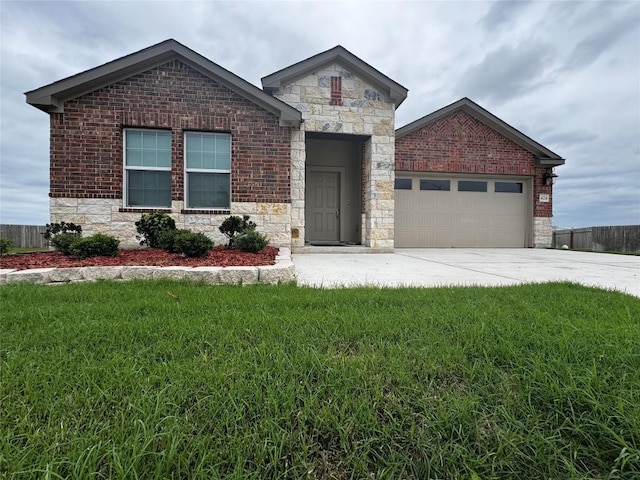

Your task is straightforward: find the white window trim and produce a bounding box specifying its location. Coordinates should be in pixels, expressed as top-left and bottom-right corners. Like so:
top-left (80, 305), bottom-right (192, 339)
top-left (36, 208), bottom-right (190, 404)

top-left (123, 128), bottom-right (172, 209)
top-left (183, 132), bottom-right (231, 210)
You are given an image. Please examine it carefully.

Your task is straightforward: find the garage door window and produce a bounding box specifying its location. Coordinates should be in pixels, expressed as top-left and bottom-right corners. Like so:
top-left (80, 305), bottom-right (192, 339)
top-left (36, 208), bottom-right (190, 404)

top-left (394, 178), bottom-right (412, 190)
top-left (458, 180), bottom-right (487, 192)
top-left (495, 182), bottom-right (523, 193)
top-left (420, 179), bottom-right (450, 191)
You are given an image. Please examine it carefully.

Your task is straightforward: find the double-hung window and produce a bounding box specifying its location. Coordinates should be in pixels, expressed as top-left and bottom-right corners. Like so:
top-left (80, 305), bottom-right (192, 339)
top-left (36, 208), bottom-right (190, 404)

top-left (185, 132), bottom-right (231, 209)
top-left (124, 129), bottom-right (172, 208)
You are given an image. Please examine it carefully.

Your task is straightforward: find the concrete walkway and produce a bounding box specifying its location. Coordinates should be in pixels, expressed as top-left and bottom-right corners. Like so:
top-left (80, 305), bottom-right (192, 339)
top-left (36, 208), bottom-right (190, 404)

top-left (293, 248), bottom-right (640, 297)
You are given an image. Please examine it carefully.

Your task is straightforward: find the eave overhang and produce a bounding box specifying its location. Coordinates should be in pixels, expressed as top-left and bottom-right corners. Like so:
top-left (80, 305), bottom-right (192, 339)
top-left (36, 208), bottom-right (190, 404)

top-left (396, 97), bottom-right (565, 167)
top-left (261, 45), bottom-right (408, 107)
top-left (25, 39), bottom-right (302, 128)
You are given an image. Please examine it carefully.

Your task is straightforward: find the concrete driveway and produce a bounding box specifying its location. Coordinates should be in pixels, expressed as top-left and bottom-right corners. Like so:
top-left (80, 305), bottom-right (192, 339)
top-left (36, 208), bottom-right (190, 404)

top-left (293, 249), bottom-right (640, 297)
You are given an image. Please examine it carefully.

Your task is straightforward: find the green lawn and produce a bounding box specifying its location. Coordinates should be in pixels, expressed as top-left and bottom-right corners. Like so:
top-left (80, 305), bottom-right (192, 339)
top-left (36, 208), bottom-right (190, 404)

top-left (1, 281), bottom-right (639, 479)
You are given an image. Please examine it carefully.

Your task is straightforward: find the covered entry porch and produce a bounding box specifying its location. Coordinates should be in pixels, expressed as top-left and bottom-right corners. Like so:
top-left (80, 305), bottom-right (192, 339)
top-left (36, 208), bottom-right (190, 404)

top-left (304, 133), bottom-right (367, 246)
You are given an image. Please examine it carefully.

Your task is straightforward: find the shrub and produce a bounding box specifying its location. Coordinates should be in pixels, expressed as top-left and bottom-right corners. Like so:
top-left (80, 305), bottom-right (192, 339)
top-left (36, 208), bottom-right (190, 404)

top-left (42, 222), bottom-right (82, 242)
top-left (70, 234), bottom-right (120, 259)
top-left (50, 232), bottom-right (82, 255)
top-left (135, 212), bottom-right (176, 248)
top-left (171, 230), bottom-right (213, 258)
top-left (0, 237), bottom-right (11, 255)
top-left (219, 215), bottom-right (256, 248)
top-left (157, 229), bottom-right (181, 253)
top-left (235, 230), bottom-right (269, 253)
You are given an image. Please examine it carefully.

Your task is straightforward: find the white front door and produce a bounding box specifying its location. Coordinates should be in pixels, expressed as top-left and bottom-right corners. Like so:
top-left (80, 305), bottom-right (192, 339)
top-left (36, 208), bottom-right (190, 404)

top-left (307, 170), bottom-right (340, 242)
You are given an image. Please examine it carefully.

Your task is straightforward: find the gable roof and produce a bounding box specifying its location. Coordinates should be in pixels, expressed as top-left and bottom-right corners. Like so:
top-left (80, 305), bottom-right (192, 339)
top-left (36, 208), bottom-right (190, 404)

top-left (396, 97), bottom-right (564, 167)
top-left (261, 45), bottom-right (408, 107)
top-left (25, 39), bottom-right (302, 127)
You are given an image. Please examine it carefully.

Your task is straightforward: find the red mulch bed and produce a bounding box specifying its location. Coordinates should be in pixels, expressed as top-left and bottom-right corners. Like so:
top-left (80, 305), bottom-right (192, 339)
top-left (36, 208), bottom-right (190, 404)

top-left (0, 246), bottom-right (279, 271)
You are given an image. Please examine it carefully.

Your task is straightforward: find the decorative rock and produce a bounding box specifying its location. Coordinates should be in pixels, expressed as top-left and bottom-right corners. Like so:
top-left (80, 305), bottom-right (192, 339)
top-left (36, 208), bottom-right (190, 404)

top-left (186, 267), bottom-right (223, 284)
top-left (0, 269), bottom-right (17, 285)
top-left (6, 268), bottom-right (54, 284)
top-left (218, 266), bottom-right (259, 285)
top-left (49, 268), bottom-right (84, 283)
top-left (121, 266), bottom-right (156, 280)
top-left (82, 266), bottom-right (123, 281)
top-left (258, 263), bottom-right (295, 284)
top-left (153, 267), bottom-right (189, 280)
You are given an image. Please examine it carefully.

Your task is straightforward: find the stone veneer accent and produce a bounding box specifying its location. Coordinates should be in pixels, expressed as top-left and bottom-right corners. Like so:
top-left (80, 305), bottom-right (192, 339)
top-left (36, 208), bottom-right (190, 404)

top-left (272, 63), bottom-right (396, 250)
top-left (0, 249), bottom-right (294, 286)
top-left (50, 198), bottom-right (291, 248)
top-left (533, 217), bottom-right (553, 248)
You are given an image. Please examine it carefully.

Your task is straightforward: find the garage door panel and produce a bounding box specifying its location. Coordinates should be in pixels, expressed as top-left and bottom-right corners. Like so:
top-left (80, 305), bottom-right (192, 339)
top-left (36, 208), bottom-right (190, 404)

top-left (395, 176), bottom-right (528, 247)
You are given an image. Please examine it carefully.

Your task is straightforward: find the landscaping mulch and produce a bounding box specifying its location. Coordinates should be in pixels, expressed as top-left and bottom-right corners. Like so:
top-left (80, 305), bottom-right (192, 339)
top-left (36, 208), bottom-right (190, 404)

top-left (0, 246), bottom-right (279, 270)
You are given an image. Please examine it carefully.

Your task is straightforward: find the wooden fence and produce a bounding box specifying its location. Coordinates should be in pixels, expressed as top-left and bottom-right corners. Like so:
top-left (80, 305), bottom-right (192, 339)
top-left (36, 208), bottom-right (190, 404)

top-left (553, 225), bottom-right (640, 253)
top-left (0, 224), bottom-right (47, 248)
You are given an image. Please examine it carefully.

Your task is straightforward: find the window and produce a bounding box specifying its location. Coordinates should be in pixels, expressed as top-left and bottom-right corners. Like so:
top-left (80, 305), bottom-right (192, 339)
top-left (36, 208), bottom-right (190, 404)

top-left (420, 179), bottom-right (450, 191)
top-left (394, 178), bottom-right (412, 190)
top-left (458, 180), bottom-right (487, 192)
top-left (495, 182), bottom-right (523, 193)
top-left (185, 132), bottom-right (231, 209)
top-left (125, 129), bottom-right (171, 208)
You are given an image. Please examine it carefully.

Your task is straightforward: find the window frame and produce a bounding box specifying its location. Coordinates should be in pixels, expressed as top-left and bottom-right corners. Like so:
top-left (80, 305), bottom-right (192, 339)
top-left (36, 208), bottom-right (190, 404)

top-left (420, 179), bottom-right (451, 191)
top-left (184, 131), bottom-right (232, 211)
top-left (123, 128), bottom-right (172, 209)
top-left (394, 178), bottom-right (412, 190)
top-left (458, 180), bottom-right (488, 192)
top-left (495, 181), bottom-right (523, 193)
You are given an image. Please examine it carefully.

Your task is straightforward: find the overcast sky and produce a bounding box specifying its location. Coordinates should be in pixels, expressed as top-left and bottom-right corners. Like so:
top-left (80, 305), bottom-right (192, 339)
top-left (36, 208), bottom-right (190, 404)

top-left (1, 0), bottom-right (638, 229)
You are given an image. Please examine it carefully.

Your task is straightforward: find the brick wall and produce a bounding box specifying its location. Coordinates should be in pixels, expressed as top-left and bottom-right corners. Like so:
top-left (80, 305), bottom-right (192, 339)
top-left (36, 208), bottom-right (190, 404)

top-left (395, 110), bottom-right (553, 217)
top-left (49, 60), bottom-right (292, 205)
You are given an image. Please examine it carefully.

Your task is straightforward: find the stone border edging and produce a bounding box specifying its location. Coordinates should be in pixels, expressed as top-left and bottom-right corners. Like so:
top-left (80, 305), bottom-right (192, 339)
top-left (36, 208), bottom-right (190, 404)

top-left (0, 248), bottom-right (294, 286)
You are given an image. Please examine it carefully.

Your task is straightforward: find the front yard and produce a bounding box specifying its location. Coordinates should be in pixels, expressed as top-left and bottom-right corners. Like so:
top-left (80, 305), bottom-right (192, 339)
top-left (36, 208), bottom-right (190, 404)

top-left (1, 281), bottom-right (638, 479)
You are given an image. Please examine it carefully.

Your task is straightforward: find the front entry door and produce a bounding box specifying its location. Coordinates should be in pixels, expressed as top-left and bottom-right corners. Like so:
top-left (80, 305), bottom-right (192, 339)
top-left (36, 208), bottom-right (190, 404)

top-left (307, 170), bottom-right (340, 242)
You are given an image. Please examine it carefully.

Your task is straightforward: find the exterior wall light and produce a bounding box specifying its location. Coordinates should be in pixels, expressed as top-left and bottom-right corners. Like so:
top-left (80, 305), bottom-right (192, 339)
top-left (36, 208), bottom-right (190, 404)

top-left (543, 169), bottom-right (558, 186)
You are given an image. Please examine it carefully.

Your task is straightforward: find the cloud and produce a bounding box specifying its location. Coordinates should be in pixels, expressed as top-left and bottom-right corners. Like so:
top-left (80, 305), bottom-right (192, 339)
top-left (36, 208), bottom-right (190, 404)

top-left (454, 41), bottom-right (555, 103)
top-left (479, 0), bottom-right (534, 31)
top-left (0, 0), bottom-right (638, 230)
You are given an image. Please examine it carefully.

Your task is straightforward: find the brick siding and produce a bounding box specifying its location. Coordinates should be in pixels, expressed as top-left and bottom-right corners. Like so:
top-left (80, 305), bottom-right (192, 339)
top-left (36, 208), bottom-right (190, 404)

top-left (395, 110), bottom-right (553, 217)
top-left (49, 60), bottom-right (292, 204)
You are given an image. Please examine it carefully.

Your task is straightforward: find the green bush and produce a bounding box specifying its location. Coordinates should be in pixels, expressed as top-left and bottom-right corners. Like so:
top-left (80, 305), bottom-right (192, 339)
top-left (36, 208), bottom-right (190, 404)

top-left (172, 230), bottom-right (213, 258)
top-left (235, 230), bottom-right (269, 253)
top-left (51, 232), bottom-right (82, 255)
top-left (0, 237), bottom-right (12, 255)
top-left (219, 215), bottom-right (257, 248)
top-left (135, 212), bottom-right (176, 248)
top-left (70, 234), bottom-right (120, 259)
top-left (42, 222), bottom-right (82, 242)
top-left (157, 229), bottom-right (181, 253)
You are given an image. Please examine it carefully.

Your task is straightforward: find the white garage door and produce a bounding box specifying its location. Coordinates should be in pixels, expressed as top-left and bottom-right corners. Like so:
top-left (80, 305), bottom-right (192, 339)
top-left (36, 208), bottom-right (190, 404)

top-left (394, 176), bottom-right (530, 248)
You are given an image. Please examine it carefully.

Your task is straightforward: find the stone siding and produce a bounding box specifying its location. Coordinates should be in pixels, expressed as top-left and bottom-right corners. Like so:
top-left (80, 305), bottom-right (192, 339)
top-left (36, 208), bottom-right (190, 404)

top-left (533, 217), bottom-right (553, 248)
top-left (272, 63), bottom-right (397, 249)
top-left (51, 198), bottom-right (291, 248)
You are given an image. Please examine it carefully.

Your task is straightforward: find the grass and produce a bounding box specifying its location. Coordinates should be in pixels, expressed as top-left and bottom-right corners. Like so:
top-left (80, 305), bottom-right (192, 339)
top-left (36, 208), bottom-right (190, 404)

top-left (1, 281), bottom-right (639, 479)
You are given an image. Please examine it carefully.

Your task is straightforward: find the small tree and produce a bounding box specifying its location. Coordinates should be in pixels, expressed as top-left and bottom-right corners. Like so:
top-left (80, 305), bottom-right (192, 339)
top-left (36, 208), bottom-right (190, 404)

top-left (219, 215), bottom-right (256, 248)
top-left (135, 212), bottom-right (176, 248)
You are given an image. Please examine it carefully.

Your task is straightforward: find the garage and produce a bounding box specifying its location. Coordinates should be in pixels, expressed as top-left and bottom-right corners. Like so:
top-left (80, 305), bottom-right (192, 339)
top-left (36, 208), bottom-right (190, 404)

top-left (394, 175), bottom-right (531, 248)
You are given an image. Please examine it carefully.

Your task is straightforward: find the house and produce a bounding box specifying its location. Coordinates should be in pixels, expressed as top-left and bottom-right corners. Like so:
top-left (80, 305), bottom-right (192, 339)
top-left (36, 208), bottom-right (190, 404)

top-left (25, 39), bottom-right (564, 250)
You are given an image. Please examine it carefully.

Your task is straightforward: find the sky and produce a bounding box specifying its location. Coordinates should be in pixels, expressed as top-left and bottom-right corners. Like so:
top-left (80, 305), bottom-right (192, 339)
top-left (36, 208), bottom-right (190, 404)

top-left (1, 0), bottom-right (639, 229)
